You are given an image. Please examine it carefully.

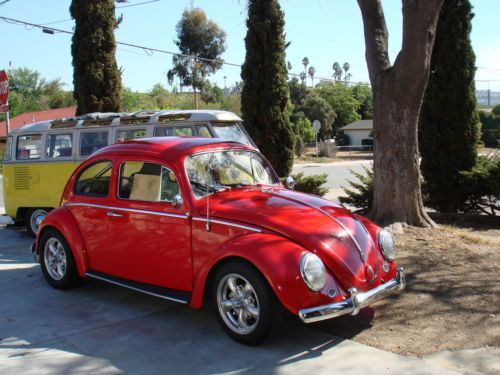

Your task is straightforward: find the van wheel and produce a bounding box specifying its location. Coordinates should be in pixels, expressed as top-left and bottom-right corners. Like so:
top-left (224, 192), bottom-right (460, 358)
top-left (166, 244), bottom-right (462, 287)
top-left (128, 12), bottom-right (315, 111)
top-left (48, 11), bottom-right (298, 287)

top-left (26, 208), bottom-right (48, 238)
top-left (40, 229), bottom-right (79, 289)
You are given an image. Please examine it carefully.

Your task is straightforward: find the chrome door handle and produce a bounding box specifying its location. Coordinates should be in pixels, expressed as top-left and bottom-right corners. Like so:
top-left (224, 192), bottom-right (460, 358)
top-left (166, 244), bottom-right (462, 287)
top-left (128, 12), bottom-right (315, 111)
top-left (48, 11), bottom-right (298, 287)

top-left (107, 211), bottom-right (123, 218)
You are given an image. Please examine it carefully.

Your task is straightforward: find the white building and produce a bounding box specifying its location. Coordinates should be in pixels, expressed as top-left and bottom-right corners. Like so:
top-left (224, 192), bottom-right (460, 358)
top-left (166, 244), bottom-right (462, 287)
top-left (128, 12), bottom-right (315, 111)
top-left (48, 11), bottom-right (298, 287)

top-left (340, 120), bottom-right (373, 146)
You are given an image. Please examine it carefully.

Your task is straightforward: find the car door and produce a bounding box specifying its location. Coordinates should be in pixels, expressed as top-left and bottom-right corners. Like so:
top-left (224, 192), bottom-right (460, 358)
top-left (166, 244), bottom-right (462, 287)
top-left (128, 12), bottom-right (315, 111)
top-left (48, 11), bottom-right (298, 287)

top-left (67, 159), bottom-right (113, 271)
top-left (105, 157), bottom-right (192, 292)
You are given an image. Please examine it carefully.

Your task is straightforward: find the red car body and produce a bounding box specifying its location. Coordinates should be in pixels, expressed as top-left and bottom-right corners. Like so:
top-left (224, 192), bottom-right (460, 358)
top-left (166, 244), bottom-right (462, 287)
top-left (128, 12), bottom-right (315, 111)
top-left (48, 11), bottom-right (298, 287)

top-left (33, 137), bottom-right (404, 341)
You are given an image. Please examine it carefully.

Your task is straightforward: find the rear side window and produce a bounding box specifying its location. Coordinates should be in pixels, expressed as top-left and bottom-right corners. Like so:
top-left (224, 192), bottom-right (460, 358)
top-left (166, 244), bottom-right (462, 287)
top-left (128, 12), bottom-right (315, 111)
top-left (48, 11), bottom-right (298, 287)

top-left (46, 133), bottom-right (73, 158)
top-left (75, 161), bottom-right (112, 197)
top-left (211, 123), bottom-right (249, 145)
top-left (80, 131), bottom-right (109, 157)
top-left (154, 126), bottom-right (194, 137)
top-left (17, 134), bottom-right (43, 160)
top-left (4, 136), bottom-right (12, 161)
top-left (116, 128), bottom-right (146, 142)
top-left (119, 161), bottom-right (179, 202)
top-left (196, 125), bottom-right (211, 137)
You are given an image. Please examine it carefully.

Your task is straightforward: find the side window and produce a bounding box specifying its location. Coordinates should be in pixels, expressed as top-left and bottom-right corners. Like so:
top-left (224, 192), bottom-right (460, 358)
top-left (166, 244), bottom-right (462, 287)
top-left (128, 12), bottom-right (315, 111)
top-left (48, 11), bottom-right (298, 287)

top-left (196, 125), bottom-right (212, 137)
top-left (4, 136), bottom-right (12, 161)
top-left (119, 161), bottom-right (179, 203)
top-left (17, 134), bottom-right (43, 160)
top-left (46, 133), bottom-right (73, 158)
top-left (75, 161), bottom-right (112, 197)
top-left (80, 131), bottom-right (109, 157)
top-left (154, 126), bottom-right (194, 137)
top-left (116, 128), bottom-right (146, 142)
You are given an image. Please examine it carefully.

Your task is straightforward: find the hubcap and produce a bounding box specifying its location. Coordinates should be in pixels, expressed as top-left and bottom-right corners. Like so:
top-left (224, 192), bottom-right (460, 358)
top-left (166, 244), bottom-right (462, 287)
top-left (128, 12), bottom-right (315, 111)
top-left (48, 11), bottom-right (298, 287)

top-left (30, 209), bottom-right (47, 235)
top-left (44, 238), bottom-right (67, 281)
top-left (217, 273), bottom-right (260, 335)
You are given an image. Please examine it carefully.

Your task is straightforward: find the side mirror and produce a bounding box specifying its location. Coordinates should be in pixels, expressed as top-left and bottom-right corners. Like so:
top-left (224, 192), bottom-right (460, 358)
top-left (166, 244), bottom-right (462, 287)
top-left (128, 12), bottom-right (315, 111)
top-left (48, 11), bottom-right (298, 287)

top-left (172, 194), bottom-right (183, 208)
top-left (285, 176), bottom-right (295, 190)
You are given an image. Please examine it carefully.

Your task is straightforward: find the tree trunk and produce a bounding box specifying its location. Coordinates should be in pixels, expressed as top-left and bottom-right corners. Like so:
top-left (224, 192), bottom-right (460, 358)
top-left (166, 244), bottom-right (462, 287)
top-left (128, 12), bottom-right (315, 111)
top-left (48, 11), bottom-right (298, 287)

top-left (357, 0), bottom-right (443, 227)
top-left (193, 85), bottom-right (199, 109)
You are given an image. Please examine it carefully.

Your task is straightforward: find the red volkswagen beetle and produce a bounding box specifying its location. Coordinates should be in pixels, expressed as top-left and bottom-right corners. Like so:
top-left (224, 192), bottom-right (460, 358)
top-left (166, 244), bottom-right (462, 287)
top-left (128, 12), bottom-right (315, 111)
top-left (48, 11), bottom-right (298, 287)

top-left (32, 137), bottom-right (405, 344)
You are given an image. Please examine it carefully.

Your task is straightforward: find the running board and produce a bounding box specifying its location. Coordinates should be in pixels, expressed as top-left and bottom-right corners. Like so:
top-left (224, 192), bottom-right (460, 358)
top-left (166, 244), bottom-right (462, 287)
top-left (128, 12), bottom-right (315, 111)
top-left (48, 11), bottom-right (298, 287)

top-left (85, 270), bottom-right (191, 304)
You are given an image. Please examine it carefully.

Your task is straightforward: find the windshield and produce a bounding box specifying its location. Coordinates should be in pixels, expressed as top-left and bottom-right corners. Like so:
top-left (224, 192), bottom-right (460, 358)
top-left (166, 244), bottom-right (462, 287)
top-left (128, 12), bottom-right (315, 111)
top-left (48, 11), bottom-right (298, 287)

top-left (211, 123), bottom-right (250, 146)
top-left (185, 150), bottom-right (279, 198)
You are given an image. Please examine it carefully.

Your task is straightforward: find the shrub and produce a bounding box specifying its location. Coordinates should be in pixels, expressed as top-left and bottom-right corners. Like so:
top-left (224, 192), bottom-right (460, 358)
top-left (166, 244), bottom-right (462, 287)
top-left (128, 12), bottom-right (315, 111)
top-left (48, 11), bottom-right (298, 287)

top-left (294, 134), bottom-right (304, 157)
top-left (284, 172), bottom-right (329, 197)
top-left (339, 166), bottom-right (373, 211)
top-left (492, 104), bottom-right (500, 117)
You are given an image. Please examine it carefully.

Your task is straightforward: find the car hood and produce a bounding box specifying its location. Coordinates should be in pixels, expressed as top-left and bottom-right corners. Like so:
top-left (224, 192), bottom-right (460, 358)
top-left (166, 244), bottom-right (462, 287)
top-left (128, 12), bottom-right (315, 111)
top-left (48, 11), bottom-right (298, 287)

top-left (196, 187), bottom-right (390, 291)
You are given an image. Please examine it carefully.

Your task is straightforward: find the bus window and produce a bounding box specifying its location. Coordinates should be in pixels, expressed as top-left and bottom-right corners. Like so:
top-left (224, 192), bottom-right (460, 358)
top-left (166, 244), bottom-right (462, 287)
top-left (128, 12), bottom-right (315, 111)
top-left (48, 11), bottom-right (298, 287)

top-left (4, 136), bottom-right (12, 161)
top-left (154, 126), bottom-right (194, 137)
top-left (211, 123), bottom-right (250, 145)
top-left (46, 134), bottom-right (73, 158)
top-left (80, 131), bottom-right (109, 157)
top-left (116, 128), bottom-right (146, 142)
top-left (17, 134), bottom-right (43, 160)
top-left (196, 125), bottom-right (211, 137)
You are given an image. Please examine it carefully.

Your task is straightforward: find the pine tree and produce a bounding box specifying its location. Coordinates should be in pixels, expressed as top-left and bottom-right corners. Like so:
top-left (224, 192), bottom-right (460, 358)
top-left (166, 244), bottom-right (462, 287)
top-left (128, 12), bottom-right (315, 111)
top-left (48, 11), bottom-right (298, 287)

top-left (70, 0), bottom-right (122, 115)
top-left (241, 0), bottom-right (294, 177)
top-left (419, 0), bottom-right (480, 213)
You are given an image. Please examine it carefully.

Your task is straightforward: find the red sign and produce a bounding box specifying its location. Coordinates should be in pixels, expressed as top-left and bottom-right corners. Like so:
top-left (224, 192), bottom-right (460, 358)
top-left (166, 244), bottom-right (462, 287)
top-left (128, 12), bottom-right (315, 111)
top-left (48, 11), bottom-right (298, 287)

top-left (0, 70), bottom-right (9, 108)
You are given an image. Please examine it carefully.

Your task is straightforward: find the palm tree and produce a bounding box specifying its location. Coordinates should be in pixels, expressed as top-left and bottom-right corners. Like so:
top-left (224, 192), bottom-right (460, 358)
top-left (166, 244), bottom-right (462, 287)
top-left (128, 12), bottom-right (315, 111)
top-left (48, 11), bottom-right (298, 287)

top-left (308, 66), bottom-right (316, 86)
top-left (343, 62), bottom-right (351, 83)
top-left (302, 57), bottom-right (309, 76)
top-left (332, 61), bottom-right (342, 81)
top-left (299, 71), bottom-right (307, 85)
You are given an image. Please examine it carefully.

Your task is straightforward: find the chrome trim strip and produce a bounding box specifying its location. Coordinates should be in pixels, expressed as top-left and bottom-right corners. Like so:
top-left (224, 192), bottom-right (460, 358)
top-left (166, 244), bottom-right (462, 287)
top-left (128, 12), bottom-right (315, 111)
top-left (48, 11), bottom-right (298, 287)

top-left (192, 217), bottom-right (262, 233)
top-left (267, 191), bottom-right (366, 262)
top-left (65, 202), bottom-right (188, 219)
top-left (298, 267), bottom-right (405, 323)
top-left (84, 272), bottom-right (188, 304)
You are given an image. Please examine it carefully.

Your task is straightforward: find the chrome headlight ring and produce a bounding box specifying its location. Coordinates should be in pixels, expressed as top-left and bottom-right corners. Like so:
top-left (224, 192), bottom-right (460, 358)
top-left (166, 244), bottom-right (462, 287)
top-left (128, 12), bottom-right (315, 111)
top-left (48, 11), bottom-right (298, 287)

top-left (378, 229), bottom-right (396, 261)
top-left (300, 253), bottom-right (327, 292)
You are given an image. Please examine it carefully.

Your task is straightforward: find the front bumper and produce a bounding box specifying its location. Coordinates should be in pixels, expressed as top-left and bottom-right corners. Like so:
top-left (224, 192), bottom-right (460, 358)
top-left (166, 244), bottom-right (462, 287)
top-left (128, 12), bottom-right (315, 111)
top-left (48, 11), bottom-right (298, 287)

top-left (298, 267), bottom-right (406, 323)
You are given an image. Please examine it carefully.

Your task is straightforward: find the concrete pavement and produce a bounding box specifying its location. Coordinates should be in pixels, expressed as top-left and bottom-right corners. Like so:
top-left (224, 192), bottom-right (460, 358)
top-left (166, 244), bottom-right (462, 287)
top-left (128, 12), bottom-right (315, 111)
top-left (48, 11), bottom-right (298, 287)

top-left (1, 225), bottom-right (498, 374)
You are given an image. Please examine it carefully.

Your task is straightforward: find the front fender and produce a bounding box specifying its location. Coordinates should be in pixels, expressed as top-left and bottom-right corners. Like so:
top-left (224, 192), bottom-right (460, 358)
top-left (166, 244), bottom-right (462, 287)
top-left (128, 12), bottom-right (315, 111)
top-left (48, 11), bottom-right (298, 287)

top-left (190, 233), bottom-right (343, 314)
top-left (37, 207), bottom-right (89, 276)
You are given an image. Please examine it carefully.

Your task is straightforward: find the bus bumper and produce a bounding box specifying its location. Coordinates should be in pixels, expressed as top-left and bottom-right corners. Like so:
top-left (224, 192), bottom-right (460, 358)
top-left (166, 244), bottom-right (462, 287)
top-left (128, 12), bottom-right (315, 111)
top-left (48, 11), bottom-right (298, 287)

top-left (0, 215), bottom-right (14, 225)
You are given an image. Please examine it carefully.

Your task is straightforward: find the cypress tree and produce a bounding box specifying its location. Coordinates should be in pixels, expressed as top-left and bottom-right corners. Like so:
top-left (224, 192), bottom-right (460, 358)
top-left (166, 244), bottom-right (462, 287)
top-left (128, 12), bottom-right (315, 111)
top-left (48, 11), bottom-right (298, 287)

top-left (241, 0), bottom-right (294, 177)
top-left (70, 0), bottom-right (122, 115)
top-left (419, 0), bottom-right (480, 213)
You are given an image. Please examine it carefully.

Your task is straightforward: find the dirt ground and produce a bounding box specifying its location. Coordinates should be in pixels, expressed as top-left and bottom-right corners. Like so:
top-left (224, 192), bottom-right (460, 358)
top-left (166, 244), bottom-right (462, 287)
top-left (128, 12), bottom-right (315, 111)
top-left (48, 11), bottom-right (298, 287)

top-left (312, 221), bottom-right (500, 356)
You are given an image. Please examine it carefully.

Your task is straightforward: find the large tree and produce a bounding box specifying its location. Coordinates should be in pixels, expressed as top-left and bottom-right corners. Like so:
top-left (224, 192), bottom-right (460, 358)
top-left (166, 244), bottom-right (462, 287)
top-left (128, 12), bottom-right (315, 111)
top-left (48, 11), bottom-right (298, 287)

top-left (241, 0), bottom-right (294, 176)
top-left (167, 8), bottom-right (226, 109)
top-left (70, 0), bottom-right (122, 115)
top-left (357, 0), bottom-right (444, 227)
top-left (419, 0), bottom-right (480, 213)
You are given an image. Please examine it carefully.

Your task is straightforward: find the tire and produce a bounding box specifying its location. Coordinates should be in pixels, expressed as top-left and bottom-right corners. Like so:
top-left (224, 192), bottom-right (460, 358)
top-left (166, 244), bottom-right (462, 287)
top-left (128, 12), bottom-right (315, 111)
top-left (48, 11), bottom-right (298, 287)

top-left (212, 260), bottom-right (282, 345)
top-left (26, 208), bottom-right (49, 238)
top-left (39, 229), bottom-right (80, 289)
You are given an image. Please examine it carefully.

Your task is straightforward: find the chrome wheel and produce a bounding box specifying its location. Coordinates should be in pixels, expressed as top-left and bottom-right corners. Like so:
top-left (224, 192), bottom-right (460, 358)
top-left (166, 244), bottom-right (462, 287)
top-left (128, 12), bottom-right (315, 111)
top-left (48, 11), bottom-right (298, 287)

top-left (217, 273), bottom-right (260, 335)
top-left (44, 237), bottom-right (67, 281)
top-left (29, 209), bottom-right (47, 235)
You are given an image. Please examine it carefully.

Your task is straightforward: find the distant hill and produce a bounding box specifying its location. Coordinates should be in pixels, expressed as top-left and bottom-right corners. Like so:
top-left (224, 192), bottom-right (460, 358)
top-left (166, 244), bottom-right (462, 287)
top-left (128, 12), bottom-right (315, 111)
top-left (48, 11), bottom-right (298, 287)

top-left (476, 90), bottom-right (500, 106)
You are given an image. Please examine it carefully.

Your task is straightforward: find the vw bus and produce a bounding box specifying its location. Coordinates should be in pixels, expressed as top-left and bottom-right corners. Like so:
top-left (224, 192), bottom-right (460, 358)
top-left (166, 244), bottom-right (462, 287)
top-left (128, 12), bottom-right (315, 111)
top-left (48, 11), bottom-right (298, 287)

top-left (1, 110), bottom-right (255, 236)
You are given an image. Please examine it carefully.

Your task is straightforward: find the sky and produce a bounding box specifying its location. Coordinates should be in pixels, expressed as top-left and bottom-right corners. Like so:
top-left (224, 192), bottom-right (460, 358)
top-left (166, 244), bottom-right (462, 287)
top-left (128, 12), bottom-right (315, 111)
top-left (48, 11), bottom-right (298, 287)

top-left (1, 0), bottom-right (499, 93)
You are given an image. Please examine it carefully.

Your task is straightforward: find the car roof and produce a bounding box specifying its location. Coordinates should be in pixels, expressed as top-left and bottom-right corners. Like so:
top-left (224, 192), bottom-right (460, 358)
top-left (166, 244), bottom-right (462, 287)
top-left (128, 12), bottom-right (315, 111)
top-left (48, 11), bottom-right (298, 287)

top-left (92, 137), bottom-right (255, 160)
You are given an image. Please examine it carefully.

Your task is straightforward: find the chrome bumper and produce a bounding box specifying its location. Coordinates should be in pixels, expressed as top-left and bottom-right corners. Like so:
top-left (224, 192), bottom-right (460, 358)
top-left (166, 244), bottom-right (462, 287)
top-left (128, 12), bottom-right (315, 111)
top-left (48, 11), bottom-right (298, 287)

top-left (299, 267), bottom-right (406, 323)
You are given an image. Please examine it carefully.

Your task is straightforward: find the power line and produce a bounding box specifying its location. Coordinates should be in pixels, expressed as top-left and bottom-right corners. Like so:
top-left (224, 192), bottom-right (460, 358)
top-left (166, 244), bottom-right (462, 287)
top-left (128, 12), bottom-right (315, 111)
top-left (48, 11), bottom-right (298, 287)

top-left (116, 0), bottom-right (160, 9)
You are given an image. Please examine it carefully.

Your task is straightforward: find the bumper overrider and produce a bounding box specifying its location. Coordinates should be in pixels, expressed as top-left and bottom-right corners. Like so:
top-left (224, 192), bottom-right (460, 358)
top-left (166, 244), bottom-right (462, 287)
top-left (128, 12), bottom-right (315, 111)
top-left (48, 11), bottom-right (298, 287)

top-left (299, 267), bottom-right (406, 323)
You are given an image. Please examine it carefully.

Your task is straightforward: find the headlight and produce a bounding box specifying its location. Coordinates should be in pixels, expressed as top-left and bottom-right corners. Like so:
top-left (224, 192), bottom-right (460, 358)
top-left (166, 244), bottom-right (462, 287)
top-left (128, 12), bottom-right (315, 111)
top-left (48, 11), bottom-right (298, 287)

top-left (378, 229), bottom-right (396, 261)
top-left (300, 253), bottom-right (327, 292)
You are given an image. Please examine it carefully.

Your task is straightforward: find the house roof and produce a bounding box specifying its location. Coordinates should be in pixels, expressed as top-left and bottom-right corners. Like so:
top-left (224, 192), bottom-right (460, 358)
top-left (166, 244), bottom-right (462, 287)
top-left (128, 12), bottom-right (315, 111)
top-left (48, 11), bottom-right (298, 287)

top-left (340, 119), bottom-right (373, 131)
top-left (0, 107), bottom-right (76, 138)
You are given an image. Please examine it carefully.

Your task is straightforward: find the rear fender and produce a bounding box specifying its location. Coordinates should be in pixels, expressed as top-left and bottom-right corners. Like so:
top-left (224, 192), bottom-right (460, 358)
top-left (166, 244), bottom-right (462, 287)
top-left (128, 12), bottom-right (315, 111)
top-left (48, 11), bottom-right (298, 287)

top-left (36, 207), bottom-right (89, 276)
top-left (190, 233), bottom-right (342, 314)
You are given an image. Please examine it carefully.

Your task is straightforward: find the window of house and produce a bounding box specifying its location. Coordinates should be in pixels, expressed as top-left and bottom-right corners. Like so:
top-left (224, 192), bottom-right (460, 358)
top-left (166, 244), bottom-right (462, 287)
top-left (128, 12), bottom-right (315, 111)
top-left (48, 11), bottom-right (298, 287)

top-left (74, 161), bottom-right (112, 197)
top-left (116, 128), bottom-right (147, 142)
top-left (80, 131), bottom-right (109, 157)
top-left (118, 161), bottom-right (179, 203)
top-left (16, 134), bottom-right (43, 160)
top-left (46, 133), bottom-right (73, 158)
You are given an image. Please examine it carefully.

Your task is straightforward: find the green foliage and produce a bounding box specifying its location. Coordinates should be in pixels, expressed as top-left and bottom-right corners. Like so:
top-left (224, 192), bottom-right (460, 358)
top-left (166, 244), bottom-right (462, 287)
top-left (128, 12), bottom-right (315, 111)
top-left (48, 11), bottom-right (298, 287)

top-left (167, 8), bottom-right (226, 108)
top-left (70, 0), bottom-right (122, 115)
top-left (290, 111), bottom-right (315, 143)
top-left (315, 81), bottom-right (361, 129)
top-left (478, 110), bottom-right (500, 147)
top-left (492, 105), bottom-right (500, 117)
top-left (460, 154), bottom-right (500, 215)
top-left (293, 134), bottom-right (304, 157)
top-left (419, 0), bottom-right (480, 213)
top-left (302, 93), bottom-right (336, 139)
top-left (286, 172), bottom-right (329, 197)
top-left (335, 129), bottom-right (350, 146)
top-left (339, 166), bottom-right (373, 211)
top-left (350, 84), bottom-right (373, 119)
top-left (241, 0), bottom-right (294, 177)
top-left (6, 67), bottom-right (75, 117)
top-left (200, 81), bottom-right (223, 104)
